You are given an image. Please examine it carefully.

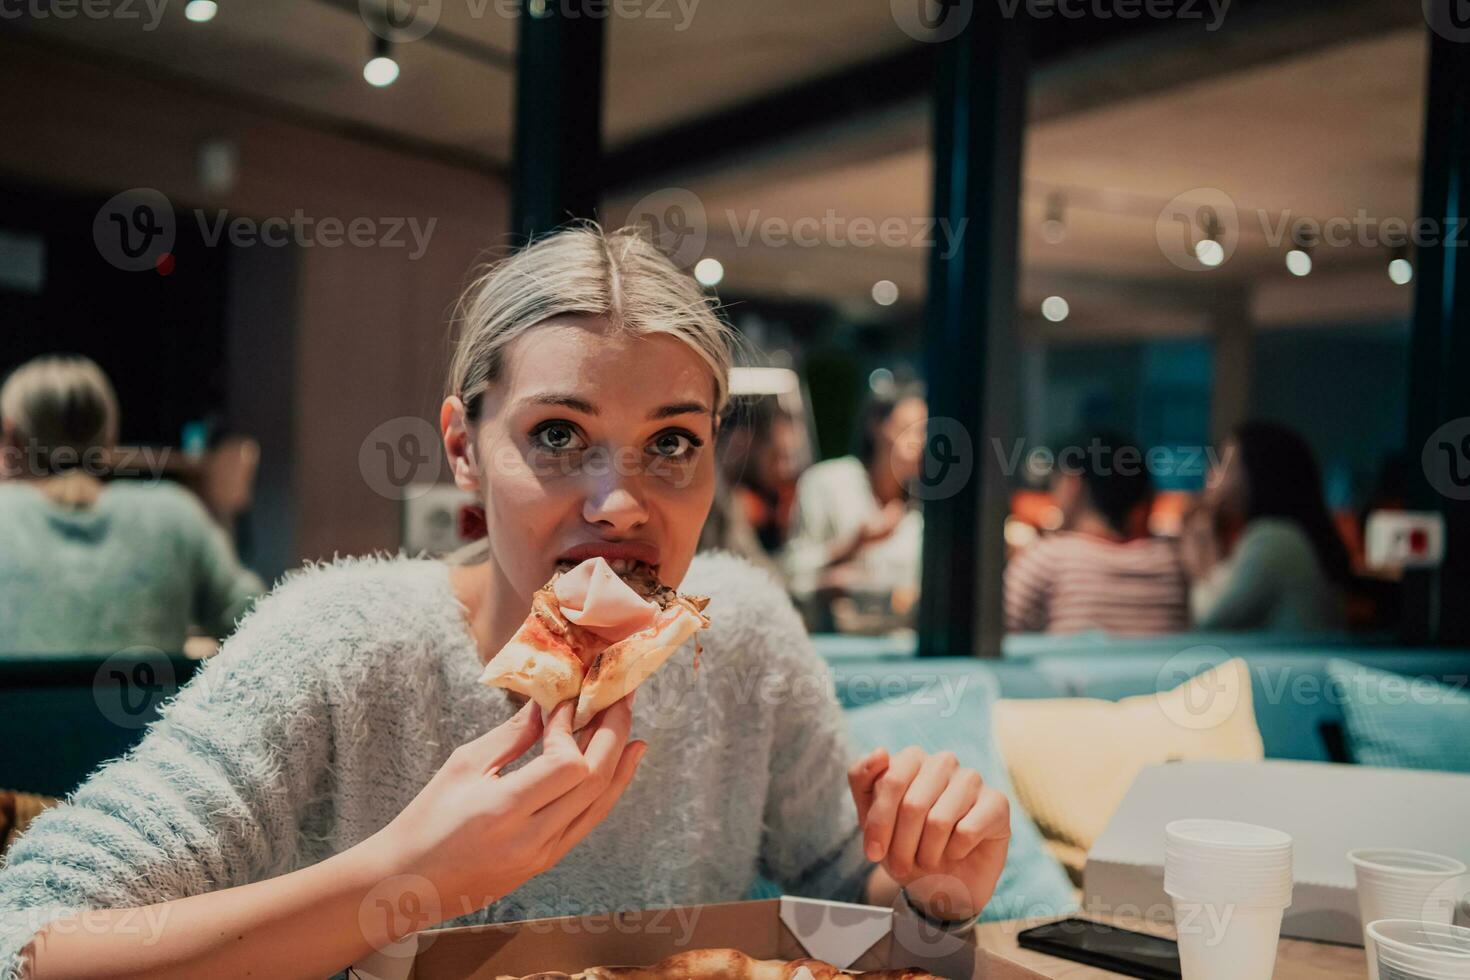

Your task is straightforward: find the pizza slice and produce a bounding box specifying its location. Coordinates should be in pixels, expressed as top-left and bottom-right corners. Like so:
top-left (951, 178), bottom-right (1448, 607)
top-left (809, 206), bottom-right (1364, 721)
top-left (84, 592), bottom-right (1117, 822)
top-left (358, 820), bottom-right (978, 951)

top-left (478, 557), bottom-right (710, 730)
top-left (495, 948), bottom-right (944, 979)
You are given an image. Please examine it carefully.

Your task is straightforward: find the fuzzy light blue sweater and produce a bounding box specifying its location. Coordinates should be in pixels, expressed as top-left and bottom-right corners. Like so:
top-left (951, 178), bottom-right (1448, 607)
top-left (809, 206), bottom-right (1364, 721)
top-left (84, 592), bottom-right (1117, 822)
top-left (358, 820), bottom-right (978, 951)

top-left (0, 551), bottom-right (872, 979)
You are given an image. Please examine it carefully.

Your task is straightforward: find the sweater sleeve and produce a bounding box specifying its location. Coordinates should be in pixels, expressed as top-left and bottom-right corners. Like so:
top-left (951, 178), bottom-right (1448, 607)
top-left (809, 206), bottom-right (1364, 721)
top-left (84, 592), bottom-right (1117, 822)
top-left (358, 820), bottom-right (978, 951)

top-left (754, 585), bottom-right (874, 904)
top-left (174, 487), bottom-right (266, 639)
top-left (0, 581), bottom-right (333, 980)
top-left (1191, 524), bottom-right (1283, 629)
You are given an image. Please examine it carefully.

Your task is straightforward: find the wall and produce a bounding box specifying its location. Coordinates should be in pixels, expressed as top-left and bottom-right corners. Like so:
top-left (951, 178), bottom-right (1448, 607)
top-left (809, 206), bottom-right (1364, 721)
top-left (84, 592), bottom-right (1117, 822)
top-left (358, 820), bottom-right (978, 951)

top-left (0, 36), bottom-right (510, 570)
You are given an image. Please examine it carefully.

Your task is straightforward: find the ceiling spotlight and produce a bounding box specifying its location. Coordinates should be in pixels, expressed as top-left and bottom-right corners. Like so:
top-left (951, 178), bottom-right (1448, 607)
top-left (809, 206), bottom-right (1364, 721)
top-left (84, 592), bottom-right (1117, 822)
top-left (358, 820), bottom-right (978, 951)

top-left (1041, 193), bottom-right (1067, 245)
top-left (1285, 248), bottom-right (1313, 277)
top-left (1389, 257), bottom-right (1414, 286)
top-left (871, 280), bottom-right (899, 307)
top-left (868, 368), bottom-right (895, 394)
top-left (1194, 207), bottom-right (1225, 269)
top-left (1041, 295), bottom-right (1070, 322)
top-left (1285, 228), bottom-right (1316, 277)
top-left (693, 257), bottom-right (724, 287)
top-left (184, 0), bottom-right (217, 22)
top-left (364, 35), bottom-right (400, 87)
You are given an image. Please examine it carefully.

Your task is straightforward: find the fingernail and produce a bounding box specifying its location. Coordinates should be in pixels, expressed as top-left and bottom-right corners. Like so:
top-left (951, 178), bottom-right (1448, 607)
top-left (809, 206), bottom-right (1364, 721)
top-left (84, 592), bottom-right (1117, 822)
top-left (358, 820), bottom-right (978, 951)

top-left (865, 840), bottom-right (883, 861)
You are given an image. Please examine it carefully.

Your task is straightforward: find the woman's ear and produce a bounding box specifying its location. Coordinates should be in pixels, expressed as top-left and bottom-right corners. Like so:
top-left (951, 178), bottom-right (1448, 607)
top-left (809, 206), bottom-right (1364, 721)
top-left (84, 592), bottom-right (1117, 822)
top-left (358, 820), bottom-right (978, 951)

top-left (441, 396), bottom-right (481, 493)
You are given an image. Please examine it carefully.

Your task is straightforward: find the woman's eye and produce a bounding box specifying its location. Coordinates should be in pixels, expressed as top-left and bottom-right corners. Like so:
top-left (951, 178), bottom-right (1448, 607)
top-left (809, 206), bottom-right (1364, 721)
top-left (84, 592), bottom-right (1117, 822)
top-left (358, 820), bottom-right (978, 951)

top-left (649, 431), bottom-right (700, 459)
top-left (531, 422), bottom-right (584, 453)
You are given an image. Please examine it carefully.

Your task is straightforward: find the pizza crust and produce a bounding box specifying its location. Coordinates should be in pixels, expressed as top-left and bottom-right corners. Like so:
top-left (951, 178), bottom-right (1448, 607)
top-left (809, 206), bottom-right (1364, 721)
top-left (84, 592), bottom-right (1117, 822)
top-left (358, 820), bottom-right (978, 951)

top-left (494, 948), bottom-right (943, 979)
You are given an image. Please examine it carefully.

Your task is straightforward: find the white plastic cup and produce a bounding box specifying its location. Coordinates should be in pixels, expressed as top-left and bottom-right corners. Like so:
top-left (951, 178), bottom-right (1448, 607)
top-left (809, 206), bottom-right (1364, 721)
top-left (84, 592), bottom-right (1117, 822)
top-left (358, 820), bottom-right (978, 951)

top-left (1165, 820), bottom-right (1294, 980)
top-left (1351, 850), bottom-right (1468, 927)
top-left (1171, 899), bottom-right (1285, 980)
top-left (1352, 849), bottom-right (1468, 980)
top-left (1367, 919), bottom-right (1470, 980)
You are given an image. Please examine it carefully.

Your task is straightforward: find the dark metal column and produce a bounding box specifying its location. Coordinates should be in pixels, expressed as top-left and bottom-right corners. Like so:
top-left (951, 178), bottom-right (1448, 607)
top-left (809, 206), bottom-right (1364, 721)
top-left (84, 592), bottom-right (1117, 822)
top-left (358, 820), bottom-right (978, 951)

top-left (510, 0), bottom-right (605, 245)
top-left (1405, 11), bottom-right (1470, 645)
top-left (917, 5), bottom-right (1029, 658)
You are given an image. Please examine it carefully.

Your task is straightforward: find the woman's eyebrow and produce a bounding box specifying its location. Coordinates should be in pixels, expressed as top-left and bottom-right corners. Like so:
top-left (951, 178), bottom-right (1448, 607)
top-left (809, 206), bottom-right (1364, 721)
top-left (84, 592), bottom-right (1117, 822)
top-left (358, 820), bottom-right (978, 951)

top-left (516, 395), bottom-right (709, 420)
top-left (520, 393), bottom-right (598, 415)
top-left (648, 401), bottom-right (712, 420)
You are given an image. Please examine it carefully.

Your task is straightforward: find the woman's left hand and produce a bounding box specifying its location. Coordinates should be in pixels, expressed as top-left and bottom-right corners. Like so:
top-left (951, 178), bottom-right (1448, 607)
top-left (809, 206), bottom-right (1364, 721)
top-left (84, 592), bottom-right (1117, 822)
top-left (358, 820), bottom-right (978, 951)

top-left (849, 746), bottom-right (1011, 923)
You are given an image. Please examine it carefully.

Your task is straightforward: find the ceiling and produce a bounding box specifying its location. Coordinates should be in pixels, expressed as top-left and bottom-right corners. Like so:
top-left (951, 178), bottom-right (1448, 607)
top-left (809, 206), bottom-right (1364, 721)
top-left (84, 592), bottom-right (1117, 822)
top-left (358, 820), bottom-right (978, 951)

top-left (10, 0), bottom-right (1433, 338)
top-left (606, 26), bottom-right (1429, 335)
top-left (6, 0), bottom-right (911, 163)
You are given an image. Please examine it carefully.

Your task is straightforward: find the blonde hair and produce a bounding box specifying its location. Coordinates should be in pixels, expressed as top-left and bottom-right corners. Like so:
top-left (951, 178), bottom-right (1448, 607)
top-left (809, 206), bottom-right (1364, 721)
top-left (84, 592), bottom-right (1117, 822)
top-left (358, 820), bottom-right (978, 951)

top-left (0, 354), bottom-right (120, 474)
top-left (447, 223), bottom-right (735, 421)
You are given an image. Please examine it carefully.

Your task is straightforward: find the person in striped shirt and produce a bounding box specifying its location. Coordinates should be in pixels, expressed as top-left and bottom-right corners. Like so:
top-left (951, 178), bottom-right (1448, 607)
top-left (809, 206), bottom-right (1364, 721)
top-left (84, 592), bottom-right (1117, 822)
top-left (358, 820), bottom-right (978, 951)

top-left (1005, 431), bottom-right (1189, 636)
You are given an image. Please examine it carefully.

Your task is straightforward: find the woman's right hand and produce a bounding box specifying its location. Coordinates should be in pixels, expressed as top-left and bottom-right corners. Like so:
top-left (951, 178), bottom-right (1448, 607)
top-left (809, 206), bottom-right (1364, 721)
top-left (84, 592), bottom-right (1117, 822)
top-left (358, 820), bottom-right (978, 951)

top-left (358, 695), bottom-right (646, 921)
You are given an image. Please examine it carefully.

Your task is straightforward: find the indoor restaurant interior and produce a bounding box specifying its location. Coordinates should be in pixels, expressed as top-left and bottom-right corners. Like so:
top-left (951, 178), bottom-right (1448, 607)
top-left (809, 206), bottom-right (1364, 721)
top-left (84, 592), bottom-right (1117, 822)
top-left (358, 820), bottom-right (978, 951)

top-left (0, 1), bottom-right (1468, 978)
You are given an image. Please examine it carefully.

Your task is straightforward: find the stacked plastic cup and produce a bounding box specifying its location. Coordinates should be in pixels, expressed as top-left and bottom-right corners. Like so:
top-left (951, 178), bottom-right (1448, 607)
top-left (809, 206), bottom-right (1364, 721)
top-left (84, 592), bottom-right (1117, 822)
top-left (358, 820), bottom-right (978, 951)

top-left (1350, 850), bottom-right (1469, 980)
top-left (1366, 920), bottom-right (1470, 980)
top-left (1164, 819), bottom-right (1294, 980)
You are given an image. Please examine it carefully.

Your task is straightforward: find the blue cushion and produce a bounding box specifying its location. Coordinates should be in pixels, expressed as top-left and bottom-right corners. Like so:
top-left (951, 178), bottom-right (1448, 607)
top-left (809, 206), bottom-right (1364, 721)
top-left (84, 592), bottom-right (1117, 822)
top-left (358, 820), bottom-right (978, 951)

top-left (827, 658), bottom-right (1066, 710)
top-left (843, 673), bottom-right (1077, 924)
top-left (1326, 658), bottom-right (1470, 773)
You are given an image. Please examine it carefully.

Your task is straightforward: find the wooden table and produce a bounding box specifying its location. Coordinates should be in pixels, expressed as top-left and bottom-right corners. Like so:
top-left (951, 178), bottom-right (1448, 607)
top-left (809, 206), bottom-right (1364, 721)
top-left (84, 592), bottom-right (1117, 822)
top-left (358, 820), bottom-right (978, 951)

top-left (974, 916), bottom-right (1368, 979)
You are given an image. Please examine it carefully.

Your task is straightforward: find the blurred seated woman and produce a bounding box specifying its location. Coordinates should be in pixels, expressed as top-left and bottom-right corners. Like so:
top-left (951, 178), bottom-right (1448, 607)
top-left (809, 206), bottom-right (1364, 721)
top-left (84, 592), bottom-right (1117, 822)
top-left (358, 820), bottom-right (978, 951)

top-left (0, 355), bottom-right (263, 653)
top-left (781, 384), bottom-right (926, 626)
top-left (694, 401), bottom-right (797, 579)
top-left (1005, 430), bottom-right (1189, 635)
top-left (1182, 421), bottom-right (1349, 631)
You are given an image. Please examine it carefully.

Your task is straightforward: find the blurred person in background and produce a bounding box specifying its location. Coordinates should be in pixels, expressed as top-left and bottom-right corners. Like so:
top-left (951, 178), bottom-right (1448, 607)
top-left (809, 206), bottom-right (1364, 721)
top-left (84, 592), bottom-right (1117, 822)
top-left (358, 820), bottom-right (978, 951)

top-left (697, 399), bottom-right (800, 579)
top-left (729, 400), bottom-right (801, 555)
top-left (0, 354), bottom-right (263, 654)
top-left (782, 383), bottom-right (926, 628)
top-left (1182, 420), bottom-right (1350, 631)
top-left (1005, 430), bottom-right (1189, 635)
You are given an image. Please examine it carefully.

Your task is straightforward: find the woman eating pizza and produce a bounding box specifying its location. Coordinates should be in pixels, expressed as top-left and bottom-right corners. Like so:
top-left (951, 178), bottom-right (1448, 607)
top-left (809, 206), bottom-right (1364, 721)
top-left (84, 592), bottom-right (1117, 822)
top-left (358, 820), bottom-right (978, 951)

top-left (0, 225), bottom-right (1011, 980)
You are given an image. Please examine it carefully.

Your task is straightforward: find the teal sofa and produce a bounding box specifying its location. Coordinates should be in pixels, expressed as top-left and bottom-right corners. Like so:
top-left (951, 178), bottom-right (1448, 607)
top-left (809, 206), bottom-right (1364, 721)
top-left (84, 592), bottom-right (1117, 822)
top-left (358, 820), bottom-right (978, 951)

top-left (813, 633), bottom-right (1470, 763)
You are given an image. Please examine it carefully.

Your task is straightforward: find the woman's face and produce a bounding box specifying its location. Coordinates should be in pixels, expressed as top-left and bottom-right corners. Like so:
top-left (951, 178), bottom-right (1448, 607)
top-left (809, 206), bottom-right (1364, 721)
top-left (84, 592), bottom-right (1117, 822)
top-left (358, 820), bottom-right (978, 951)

top-left (1204, 436), bottom-right (1247, 517)
top-left (879, 396), bottom-right (928, 485)
top-left (445, 316), bottom-right (718, 606)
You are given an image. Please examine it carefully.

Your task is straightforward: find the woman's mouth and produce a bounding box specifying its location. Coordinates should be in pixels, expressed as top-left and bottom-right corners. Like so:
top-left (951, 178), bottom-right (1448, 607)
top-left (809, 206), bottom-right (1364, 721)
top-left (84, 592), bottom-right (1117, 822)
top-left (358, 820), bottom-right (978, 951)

top-left (555, 541), bottom-right (662, 579)
top-left (555, 556), bottom-right (656, 577)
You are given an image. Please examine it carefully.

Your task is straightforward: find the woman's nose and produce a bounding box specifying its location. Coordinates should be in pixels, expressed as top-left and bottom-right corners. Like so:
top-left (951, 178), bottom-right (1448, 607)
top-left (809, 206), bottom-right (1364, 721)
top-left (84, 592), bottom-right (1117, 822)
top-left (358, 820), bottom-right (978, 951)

top-left (581, 479), bottom-right (650, 533)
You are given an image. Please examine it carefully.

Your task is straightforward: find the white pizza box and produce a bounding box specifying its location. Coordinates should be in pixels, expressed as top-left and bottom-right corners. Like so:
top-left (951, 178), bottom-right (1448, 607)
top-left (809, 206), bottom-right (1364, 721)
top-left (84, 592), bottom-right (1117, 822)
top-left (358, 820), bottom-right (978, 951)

top-left (348, 896), bottom-right (1047, 979)
top-left (1083, 760), bottom-right (1470, 946)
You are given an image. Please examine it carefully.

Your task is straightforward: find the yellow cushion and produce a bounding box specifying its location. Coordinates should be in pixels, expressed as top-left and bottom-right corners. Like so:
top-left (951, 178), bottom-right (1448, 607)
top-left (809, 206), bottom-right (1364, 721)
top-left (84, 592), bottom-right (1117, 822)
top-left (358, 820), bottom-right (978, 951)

top-left (992, 658), bottom-right (1264, 884)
